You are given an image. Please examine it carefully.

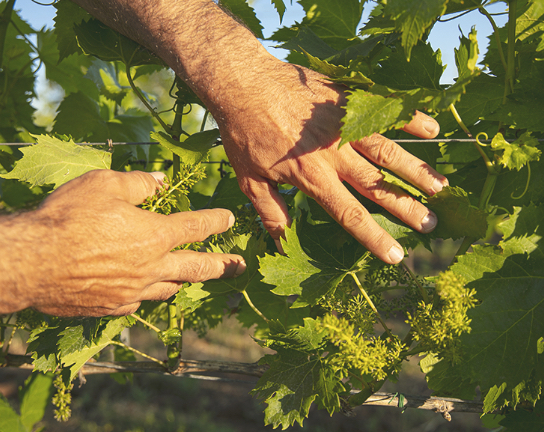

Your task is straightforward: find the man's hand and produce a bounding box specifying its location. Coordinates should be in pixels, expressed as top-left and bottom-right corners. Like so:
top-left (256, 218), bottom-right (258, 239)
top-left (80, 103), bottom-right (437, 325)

top-left (0, 170), bottom-right (245, 317)
top-left (218, 62), bottom-right (448, 264)
top-left (70, 0), bottom-right (448, 264)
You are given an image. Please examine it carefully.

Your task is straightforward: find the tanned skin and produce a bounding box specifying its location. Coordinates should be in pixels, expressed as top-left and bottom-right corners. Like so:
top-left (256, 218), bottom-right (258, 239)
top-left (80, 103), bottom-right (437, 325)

top-left (0, 0), bottom-right (448, 317)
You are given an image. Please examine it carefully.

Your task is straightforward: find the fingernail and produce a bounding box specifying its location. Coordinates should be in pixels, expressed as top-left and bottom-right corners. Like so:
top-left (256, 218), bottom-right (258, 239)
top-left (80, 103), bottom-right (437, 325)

top-left (228, 214), bottom-right (235, 228)
top-left (424, 118), bottom-right (440, 136)
top-left (234, 260), bottom-right (247, 277)
top-left (431, 177), bottom-right (449, 194)
top-left (388, 244), bottom-right (404, 264)
top-left (421, 211), bottom-right (437, 233)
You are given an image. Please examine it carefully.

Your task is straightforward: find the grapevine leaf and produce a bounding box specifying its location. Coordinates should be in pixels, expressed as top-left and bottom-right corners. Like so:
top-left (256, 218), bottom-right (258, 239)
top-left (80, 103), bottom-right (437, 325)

top-left (444, 215), bottom-right (544, 404)
top-left (497, 204), bottom-right (544, 254)
top-left (490, 132), bottom-right (541, 171)
top-left (297, 0), bottom-right (363, 51)
top-left (279, 26), bottom-right (338, 59)
top-left (37, 30), bottom-right (98, 99)
top-left (220, 0), bottom-right (264, 39)
top-left (205, 173), bottom-right (249, 213)
top-left (259, 222), bottom-right (348, 308)
top-left (19, 373), bottom-right (54, 432)
top-left (52, 92), bottom-right (108, 140)
top-left (151, 129), bottom-right (218, 165)
top-left (303, 51), bottom-right (373, 89)
top-left (0, 134), bottom-right (112, 190)
top-left (202, 234), bottom-right (267, 296)
top-left (74, 18), bottom-right (161, 67)
top-left (0, 394), bottom-right (26, 432)
top-left (57, 318), bottom-right (101, 358)
top-left (384, 0), bottom-right (448, 60)
top-left (500, 400), bottom-right (544, 432)
top-left (271, 0), bottom-right (286, 23)
top-left (253, 319), bottom-right (342, 429)
top-left (61, 317), bottom-right (133, 381)
top-left (53, 0), bottom-right (91, 61)
top-left (373, 42), bottom-right (444, 90)
top-left (493, 155), bottom-right (544, 209)
top-left (381, 170), bottom-right (425, 198)
top-left (340, 91), bottom-right (407, 143)
top-left (455, 27), bottom-right (479, 81)
top-left (425, 186), bottom-right (488, 240)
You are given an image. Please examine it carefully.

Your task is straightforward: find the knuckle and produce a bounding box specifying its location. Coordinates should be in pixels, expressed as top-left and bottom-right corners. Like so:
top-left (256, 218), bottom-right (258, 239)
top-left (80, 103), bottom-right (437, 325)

top-left (373, 141), bottom-right (401, 167)
top-left (338, 205), bottom-right (368, 231)
top-left (186, 256), bottom-right (214, 282)
top-left (370, 178), bottom-right (396, 202)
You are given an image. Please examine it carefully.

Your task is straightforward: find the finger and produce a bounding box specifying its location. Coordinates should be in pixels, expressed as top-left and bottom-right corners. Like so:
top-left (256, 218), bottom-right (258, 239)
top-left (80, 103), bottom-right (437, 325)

top-left (157, 250), bottom-right (246, 285)
top-left (301, 169), bottom-right (405, 264)
top-left (402, 110), bottom-right (440, 139)
top-left (162, 208), bottom-right (235, 249)
top-left (337, 145), bottom-right (437, 234)
top-left (237, 175), bottom-right (292, 240)
top-left (107, 170), bottom-right (165, 205)
top-left (352, 134), bottom-right (449, 196)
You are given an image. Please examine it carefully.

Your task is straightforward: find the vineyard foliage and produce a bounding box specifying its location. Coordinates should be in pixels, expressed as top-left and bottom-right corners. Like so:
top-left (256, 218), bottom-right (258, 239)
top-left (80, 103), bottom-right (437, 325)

top-left (0, 0), bottom-right (543, 430)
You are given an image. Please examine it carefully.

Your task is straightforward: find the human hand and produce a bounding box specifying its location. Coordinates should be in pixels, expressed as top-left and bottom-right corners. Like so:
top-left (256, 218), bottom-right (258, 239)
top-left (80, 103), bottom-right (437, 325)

top-left (27, 170), bottom-right (245, 317)
top-left (217, 60), bottom-right (448, 264)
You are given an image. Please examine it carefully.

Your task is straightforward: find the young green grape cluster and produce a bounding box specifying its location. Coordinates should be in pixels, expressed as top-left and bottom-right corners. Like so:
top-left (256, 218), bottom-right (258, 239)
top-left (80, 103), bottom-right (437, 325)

top-left (318, 278), bottom-right (377, 336)
top-left (406, 271), bottom-right (478, 363)
top-left (15, 309), bottom-right (48, 330)
top-left (141, 162), bottom-right (206, 216)
top-left (318, 314), bottom-right (405, 382)
top-left (52, 373), bottom-right (73, 422)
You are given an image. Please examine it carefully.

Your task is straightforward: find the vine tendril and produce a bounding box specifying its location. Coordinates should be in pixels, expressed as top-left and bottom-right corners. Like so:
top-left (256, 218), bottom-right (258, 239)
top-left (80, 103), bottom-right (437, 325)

top-left (511, 162), bottom-right (531, 200)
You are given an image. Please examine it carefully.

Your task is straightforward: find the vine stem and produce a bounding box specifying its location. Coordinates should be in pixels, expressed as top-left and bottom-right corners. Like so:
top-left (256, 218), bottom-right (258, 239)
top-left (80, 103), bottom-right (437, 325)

top-left (130, 313), bottom-right (161, 333)
top-left (109, 340), bottom-right (166, 367)
top-left (479, 6), bottom-right (509, 78)
top-left (242, 290), bottom-right (269, 323)
top-left (126, 67), bottom-right (171, 134)
top-left (350, 272), bottom-right (394, 340)
top-left (400, 262), bottom-right (429, 304)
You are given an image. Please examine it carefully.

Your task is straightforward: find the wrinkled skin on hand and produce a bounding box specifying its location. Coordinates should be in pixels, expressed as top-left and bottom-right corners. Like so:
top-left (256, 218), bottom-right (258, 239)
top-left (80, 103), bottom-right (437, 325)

top-left (28, 170), bottom-right (245, 317)
top-left (217, 62), bottom-right (448, 264)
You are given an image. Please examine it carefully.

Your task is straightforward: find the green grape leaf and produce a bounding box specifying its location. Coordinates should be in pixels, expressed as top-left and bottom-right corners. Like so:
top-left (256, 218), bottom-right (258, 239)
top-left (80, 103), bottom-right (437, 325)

top-left (205, 173), bottom-right (249, 212)
top-left (340, 90), bottom-right (407, 143)
top-left (53, 0), bottom-right (91, 61)
top-left (298, 0), bottom-right (363, 50)
top-left (56, 319), bottom-right (101, 358)
top-left (151, 129), bottom-right (218, 165)
top-left (220, 0), bottom-right (264, 39)
top-left (0, 134), bottom-right (112, 190)
top-left (279, 26), bottom-right (338, 60)
top-left (497, 204), bottom-right (544, 254)
top-left (490, 132), bottom-right (541, 171)
top-left (444, 213), bottom-right (544, 405)
top-left (271, 0), bottom-right (286, 23)
top-left (52, 92), bottom-right (108, 140)
top-left (373, 42), bottom-right (444, 90)
top-left (74, 18), bottom-right (161, 67)
top-left (455, 27), bottom-right (479, 81)
top-left (19, 373), bottom-right (54, 432)
top-left (381, 170), bottom-right (426, 198)
top-left (385, 0), bottom-right (448, 60)
top-left (259, 222), bottom-right (349, 308)
top-left (0, 394), bottom-right (26, 432)
top-left (252, 319), bottom-right (342, 429)
top-left (303, 51), bottom-right (374, 89)
top-left (425, 186), bottom-right (488, 240)
top-left (499, 400), bottom-right (544, 432)
top-left (61, 317), bottom-right (132, 381)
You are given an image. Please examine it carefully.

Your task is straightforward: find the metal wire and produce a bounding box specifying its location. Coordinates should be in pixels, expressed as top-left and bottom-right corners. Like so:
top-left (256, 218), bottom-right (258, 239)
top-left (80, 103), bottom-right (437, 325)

top-left (4, 138), bottom-right (542, 146)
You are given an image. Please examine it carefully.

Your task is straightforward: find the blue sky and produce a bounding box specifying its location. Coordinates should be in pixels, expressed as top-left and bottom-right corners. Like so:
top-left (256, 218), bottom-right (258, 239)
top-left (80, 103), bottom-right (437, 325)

top-left (16, 0), bottom-right (508, 84)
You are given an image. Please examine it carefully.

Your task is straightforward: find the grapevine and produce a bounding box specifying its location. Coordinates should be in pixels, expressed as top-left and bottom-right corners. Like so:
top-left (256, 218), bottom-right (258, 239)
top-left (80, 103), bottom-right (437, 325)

top-left (1, 0), bottom-right (543, 431)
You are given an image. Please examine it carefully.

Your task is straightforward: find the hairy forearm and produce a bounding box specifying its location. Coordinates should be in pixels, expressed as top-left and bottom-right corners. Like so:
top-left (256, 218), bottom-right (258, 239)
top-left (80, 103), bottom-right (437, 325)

top-left (71, 0), bottom-right (277, 119)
